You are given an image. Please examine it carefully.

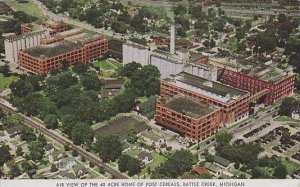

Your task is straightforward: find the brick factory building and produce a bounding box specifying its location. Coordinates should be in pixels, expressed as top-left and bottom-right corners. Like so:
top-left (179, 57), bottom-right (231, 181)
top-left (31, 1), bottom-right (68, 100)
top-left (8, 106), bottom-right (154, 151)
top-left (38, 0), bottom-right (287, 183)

top-left (155, 95), bottom-right (222, 141)
top-left (213, 58), bottom-right (296, 106)
top-left (158, 72), bottom-right (250, 126)
top-left (18, 32), bottom-right (108, 75)
top-left (21, 20), bottom-right (69, 35)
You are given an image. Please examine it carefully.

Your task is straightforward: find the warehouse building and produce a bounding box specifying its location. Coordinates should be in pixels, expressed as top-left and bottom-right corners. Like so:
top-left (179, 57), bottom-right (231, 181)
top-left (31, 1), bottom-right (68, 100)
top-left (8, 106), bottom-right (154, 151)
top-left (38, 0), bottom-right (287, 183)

top-left (155, 95), bottom-right (222, 141)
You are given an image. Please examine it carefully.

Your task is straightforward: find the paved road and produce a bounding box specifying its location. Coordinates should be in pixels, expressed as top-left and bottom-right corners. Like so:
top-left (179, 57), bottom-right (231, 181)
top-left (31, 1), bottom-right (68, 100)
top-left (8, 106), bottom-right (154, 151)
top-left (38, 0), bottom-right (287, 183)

top-left (222, 7), bottom-right (300, 16)
top-left (0, 99), bottom-right (129, 179)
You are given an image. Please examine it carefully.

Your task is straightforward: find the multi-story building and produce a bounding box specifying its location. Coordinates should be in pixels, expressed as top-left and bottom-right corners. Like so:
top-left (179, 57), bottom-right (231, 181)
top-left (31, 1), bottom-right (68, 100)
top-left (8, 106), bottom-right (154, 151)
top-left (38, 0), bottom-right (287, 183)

top-left (155, 95), bottom-right (222, 141)
top-left (4, 29), bottom-right (50, 64)
top-left (214, 58), bottom-right (296, 106)
top-left (21, 21), bottom-right (68, 35)
top-left (18, 32), bottom-right (108, 75)
top-left (159, 72), bottom-right (250, 125)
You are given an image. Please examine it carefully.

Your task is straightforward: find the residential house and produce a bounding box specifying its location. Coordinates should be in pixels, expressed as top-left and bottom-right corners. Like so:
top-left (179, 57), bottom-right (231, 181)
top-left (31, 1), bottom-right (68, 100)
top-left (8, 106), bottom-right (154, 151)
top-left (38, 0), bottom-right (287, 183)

top-left (213, 155), bottom-right (233, 169)
top-left (4, 124), bottom-right (23, 138)
top-left (58, 157), bottom-right (76, 171)
top-left (100, 78), bottom-right (125, 98)
top-left (136, 151), bottom-right (153, 166)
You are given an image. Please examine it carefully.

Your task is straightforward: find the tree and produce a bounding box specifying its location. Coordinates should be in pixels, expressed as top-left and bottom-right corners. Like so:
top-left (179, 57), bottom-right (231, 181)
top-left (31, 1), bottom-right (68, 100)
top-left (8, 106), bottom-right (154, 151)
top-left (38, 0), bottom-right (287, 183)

top-left (0, 108), bottom-right (5, 120)
top-left (278, 13), bottom-right (287, 23)
top-left (118, 155), bottom-right (141, 176)
top-left (20, 126), bottom-right (37, 142)
top-left (151, 150), bottom-right (197, 179)
top-left (72, 63), bottom-right (88, 75)
top-left (72, 150), bottom-right (79, 157)
top-left (249, 31), bottom-right (277, 55)
top-left (0, 65), bottom-right (11, 77)
top-left (273, 163), bottom-right (287, 179)
top-left (174, 5), bottom-right (187, 15)
top-left (16, 146), bottom-right (23, 157)
top-left (119, 62), bottom-right (142, 78)
top-left (127, 156), bottom-right (141, 176)
top-left (28, 140), bottom-right (45, 161)
top-left (203, 40), bottom-right (210, 48)
top-left (215, 131), bottom-right (233, 148)
top-left (44, 114), bottom-right (58, 129)
top-left (81, 73), bottom-right (102, 91)
top-left (278, 97), bottom-right (298, 116)
top-left (127, 128), bottom-right (138, 144)
top-left (252, 166), bottom-right (272, 179)
top-left (235, 27), bottom-right (246, 41)
top-left (0, 144), bottom-right (11, 166)
top-left (210, 39), bottom-right (216, 48)
top-left (10, 79), bottom-right (33, 98)
top-left (50, 164), bottom-right (58, 172)
top-left (71, 122), bottom-right (93, 145)
top-left (96, 135), bottom-right (123, 162)
top-left (10, 165), bottom-right (21, 178)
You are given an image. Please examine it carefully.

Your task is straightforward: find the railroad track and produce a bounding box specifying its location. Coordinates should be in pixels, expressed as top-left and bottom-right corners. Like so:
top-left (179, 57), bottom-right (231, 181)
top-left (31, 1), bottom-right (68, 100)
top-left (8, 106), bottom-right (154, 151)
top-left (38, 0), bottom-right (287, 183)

top-left (0, 101), bottom-right (129, 179)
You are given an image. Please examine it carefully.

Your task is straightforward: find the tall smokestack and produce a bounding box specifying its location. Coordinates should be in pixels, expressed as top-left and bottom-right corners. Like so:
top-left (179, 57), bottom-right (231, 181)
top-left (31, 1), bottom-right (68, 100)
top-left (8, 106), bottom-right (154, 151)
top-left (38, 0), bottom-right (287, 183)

top-left (170, 22), bottom-right (175, 54)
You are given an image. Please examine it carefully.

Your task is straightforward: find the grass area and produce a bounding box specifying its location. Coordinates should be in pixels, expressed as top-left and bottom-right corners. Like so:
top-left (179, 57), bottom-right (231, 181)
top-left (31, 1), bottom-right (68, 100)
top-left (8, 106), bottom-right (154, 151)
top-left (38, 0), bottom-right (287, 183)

top-left (124, 148), bottom-right (142, 158)
top-left (0, 74), bottom-right (18, 92)
top-left (141, 130), bottom-right (161, 142)
top-left (274, 116), bottom-right (300, 124)
top-left (93, 60), bottom-right (119, 71)
top-left (281, 159), bottom-right (300, 175)
top-left (110, 61), bottom-right (123, 69)
top-left (0, 131), bottom-right (5, 137)
top-left (91, 122), bottom-right (106, 130)
top-left (218, 37), bottom-right (238, 52)
top-left (37, 161), bottom-right (51, 170)
top-left (7, 0), bottom-right (46, 20)
top-left (140, 152), bottom-right (167, 178)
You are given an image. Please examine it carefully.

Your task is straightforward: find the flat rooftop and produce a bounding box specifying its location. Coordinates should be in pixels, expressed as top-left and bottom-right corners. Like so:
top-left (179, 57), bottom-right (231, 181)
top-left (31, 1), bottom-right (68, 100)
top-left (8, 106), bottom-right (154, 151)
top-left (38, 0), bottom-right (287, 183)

top-left (164, 95), bottom-right (216, 119)
top-left (171, 72), bottom-right (247, 97)
top-left (23, 41), bottom-right (79, 58)
top-left (210, 57), bottom-right (293, 83)
top-left (65, 32), bottom-right (99, 43)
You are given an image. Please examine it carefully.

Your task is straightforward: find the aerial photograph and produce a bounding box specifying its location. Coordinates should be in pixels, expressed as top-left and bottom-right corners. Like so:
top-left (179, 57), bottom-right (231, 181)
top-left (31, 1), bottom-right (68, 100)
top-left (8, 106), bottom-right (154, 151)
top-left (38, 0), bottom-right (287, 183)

top-left (0, 0), bottom-right (300, 182)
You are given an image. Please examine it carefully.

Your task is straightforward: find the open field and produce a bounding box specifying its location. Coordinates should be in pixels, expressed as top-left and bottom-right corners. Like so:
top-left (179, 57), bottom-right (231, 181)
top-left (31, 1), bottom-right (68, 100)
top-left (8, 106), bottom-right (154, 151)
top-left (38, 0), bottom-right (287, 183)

top-left (0, 74), bottom-right (18, 91)
top-left (93, 116), bottom-right (151, 142)
top-left (92, 60), bottom-right (122, 71)
top-left (6, 0), bottom-right (46, 20)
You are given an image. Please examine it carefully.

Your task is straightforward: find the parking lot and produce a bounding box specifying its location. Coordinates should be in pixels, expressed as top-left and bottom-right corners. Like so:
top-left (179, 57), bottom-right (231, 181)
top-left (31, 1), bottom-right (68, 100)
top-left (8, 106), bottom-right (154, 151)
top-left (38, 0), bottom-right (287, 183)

top-left (239, 119), bottom-right (300, 164)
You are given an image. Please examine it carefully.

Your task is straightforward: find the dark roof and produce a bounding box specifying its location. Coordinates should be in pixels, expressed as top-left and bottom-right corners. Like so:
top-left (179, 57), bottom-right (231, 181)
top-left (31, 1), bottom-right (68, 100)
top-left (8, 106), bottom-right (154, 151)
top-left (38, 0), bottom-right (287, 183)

top-left (103, 79), bottom-right (125, 89)
top-left (129, 38), bottom-right (148, 46)
top-left (192, 166), bottom-right (209, 176)
top-left (164, 95), bottom-right (216, 119)
top-left (174, 72), bottom-right (246, 98)
top-left (137, 151), bottom-right (153, 161)
top-left (5, 124), bottom-right (24, 135)
top-left (213, 155), bottom-right (232, 167)
top-left (44, 144), bottom-right (53, 151)
top-left (24, 41), bottom-right (79, 58)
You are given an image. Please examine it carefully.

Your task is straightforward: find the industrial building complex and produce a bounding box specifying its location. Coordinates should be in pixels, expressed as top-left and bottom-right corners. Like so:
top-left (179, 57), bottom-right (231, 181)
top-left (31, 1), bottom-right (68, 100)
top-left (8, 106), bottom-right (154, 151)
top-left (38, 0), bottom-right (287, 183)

top-left (123, 24), bottom-right (296, 141)
top-left (4, 20), bottom-right (108, 75)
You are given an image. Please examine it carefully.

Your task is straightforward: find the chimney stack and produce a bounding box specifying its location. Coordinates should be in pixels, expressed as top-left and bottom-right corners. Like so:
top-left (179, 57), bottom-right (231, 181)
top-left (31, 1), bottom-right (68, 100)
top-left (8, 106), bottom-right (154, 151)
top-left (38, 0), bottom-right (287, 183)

top-left (170, 23), bottom-right (175, 54)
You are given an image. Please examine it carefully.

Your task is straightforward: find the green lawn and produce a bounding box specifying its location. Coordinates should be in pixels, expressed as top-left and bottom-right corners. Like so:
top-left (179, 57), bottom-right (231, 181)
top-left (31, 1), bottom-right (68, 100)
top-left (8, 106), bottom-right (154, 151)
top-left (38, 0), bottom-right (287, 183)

top-left (124, 148), bottom-right (142, 158)
top-left (7, 0), bottom-right (46, 20)
top-left (274, 116), bottom-right (300, 125)
top-left (281, 159), bottom-right (300, 175)
top-left (141, 131), bottom-right (161, 142)
top-left (0, 131), bottom-right (5, 137)
top-left (140, 152), bottom-right (167, 177)
top-left (0, 74), bottom-right (18, 91)
top-left (93, 60), bottom-right (119, 71)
